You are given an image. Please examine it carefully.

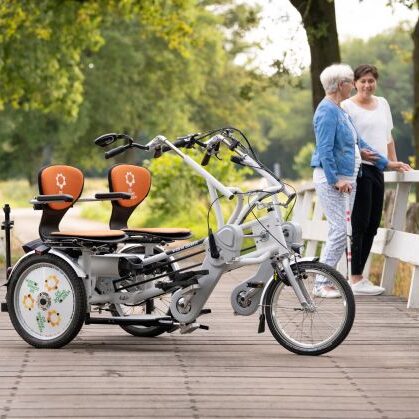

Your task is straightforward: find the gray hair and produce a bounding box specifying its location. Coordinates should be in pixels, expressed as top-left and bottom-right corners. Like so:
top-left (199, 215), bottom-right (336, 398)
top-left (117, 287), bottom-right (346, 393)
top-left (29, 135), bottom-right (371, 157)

top-left (320, 64), bottom-right (354, 94)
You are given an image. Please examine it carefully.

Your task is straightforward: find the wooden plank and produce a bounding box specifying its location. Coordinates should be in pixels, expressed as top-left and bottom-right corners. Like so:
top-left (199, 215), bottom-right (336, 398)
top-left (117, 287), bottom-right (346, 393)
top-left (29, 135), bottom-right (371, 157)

top-left (1, 269), bottom-right (419, 418)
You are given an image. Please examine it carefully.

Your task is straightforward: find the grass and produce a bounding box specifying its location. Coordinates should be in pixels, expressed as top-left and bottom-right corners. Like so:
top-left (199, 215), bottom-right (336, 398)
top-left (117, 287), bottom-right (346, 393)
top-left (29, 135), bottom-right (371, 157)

top-left (0, 235), bottom-right (25, 270)
top-left (0, 179), bottom-right (36, 208)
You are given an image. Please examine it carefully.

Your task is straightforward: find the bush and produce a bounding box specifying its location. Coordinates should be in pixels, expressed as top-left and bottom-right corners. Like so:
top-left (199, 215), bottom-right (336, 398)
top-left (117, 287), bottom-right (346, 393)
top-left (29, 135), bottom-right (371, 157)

top-left (293, 142), bottom-right (315, 180)
top-left (139, 149), bottom-right (251, 237)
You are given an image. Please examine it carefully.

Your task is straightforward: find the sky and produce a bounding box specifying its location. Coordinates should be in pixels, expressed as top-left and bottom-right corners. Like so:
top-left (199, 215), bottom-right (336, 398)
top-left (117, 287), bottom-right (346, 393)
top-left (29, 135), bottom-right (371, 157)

top-left (241, 0), bottom-right (418, 74)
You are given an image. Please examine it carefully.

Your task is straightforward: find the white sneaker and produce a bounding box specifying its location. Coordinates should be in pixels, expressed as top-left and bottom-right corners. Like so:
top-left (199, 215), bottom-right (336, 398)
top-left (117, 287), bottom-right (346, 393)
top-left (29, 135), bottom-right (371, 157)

top-left (313, 286), bottom-right (341, 299)
top-left (350, 279), bottom-right (385, 296)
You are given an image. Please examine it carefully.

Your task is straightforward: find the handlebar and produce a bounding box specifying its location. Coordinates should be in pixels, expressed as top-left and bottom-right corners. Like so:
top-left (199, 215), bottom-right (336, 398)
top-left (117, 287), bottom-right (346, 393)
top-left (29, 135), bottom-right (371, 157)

top-left (105, 144), bottom-right (131, 159)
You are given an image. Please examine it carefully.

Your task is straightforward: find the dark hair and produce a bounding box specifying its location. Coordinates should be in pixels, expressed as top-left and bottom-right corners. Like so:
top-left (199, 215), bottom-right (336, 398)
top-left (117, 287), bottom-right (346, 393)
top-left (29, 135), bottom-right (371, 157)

top-left (354, 64), bottom-right (379, 81)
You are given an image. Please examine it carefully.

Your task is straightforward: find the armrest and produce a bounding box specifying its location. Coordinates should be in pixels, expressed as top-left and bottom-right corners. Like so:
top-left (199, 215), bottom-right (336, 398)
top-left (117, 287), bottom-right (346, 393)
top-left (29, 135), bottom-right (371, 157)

top-left (94, 192), bottom-right (132, 200)
top-left (35, 194), bottom-right (74, 203)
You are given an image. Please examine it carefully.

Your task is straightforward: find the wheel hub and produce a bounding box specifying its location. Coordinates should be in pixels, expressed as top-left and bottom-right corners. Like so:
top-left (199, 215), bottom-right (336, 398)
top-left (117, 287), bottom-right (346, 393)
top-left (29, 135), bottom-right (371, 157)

top-left (176, 297), bottom-right (191, 314)
top-left (37, 292), bottom-right (51, 311)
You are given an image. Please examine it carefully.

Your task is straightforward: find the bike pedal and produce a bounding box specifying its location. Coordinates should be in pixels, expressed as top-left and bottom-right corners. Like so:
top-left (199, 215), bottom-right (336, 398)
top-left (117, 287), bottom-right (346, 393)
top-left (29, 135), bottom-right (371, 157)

top-left (247, 281), bottom-right (264, 289)
top-left (1, 302), bottom-right (8, 313)
top-left (199, 308), bottom-right (211, 316)
top-left (199, 324), bottom-right (209, 331)
top-left (258, 313), bottom-right (265, 333)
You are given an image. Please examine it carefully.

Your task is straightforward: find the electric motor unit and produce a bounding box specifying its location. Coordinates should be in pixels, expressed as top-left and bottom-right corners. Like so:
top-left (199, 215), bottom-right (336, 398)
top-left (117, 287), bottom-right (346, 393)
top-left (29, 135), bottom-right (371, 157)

top-left (281, 221), bottom-right (303, 250)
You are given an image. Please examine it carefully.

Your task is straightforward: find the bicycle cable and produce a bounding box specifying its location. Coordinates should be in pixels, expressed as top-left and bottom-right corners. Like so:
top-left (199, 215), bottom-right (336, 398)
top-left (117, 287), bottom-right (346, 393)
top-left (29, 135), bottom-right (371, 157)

top-left (246, 193), bottom-right (291, 254)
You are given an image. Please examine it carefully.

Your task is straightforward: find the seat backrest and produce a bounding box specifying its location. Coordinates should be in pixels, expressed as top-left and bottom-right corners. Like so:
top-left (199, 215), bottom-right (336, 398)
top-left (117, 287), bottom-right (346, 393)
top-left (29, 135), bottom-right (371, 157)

top-left (38, 165), bottom-right (84, 239)
top-left (108, 164), bottom-right (151, 229)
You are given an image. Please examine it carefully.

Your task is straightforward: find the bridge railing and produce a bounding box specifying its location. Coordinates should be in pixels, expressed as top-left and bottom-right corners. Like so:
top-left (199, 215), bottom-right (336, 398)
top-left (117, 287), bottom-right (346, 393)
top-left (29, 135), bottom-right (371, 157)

top-left (292, 170), bottom-right (419, 308)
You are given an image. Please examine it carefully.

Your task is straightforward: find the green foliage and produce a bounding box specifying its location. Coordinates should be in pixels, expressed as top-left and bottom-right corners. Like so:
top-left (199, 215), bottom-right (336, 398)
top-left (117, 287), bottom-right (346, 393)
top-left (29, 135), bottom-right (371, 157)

top-left (144, 148), bottom-right (250, 230)
top-left (0, 1), bottom-right (103, 118)
top-left (293, 142), bottom-right (315, 179)
top-left (0, 1), bottom-right (264, 182)
top-left (0, 0), bottom-right (197, 119)
top-left (257, 75), bottom-right (313, 178)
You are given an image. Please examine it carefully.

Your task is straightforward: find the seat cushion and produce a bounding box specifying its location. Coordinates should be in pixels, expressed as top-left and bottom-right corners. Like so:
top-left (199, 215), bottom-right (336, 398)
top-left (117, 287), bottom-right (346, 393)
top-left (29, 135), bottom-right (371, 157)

top-left (123, 227), bottom-right (192, 239)
top-left (50, 230), bottom-right (126, 239)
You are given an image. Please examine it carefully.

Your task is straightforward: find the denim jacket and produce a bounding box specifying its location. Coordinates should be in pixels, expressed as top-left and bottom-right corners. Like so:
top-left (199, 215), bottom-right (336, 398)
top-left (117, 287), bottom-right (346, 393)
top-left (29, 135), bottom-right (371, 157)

top-left (310, 98), bottom-right (388, 185)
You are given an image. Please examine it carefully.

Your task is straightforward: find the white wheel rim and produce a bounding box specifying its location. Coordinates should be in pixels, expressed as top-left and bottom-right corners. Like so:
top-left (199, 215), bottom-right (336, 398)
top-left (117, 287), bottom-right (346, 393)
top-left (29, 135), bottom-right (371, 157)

top-left (14, 263), bottom-right (76, 340)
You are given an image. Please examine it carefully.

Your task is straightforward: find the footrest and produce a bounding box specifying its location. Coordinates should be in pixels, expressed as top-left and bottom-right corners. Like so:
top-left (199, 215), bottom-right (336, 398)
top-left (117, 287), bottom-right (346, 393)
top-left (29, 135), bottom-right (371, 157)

top-left (199, 308), bottom-right (211, 316)
top-left (85, 314), bottom-right (175, 328)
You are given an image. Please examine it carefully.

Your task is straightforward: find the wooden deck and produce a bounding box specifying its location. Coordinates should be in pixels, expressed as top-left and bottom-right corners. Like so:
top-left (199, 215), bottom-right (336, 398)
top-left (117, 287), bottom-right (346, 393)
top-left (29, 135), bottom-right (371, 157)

top-left (1, 268), bottom-right (419, 419)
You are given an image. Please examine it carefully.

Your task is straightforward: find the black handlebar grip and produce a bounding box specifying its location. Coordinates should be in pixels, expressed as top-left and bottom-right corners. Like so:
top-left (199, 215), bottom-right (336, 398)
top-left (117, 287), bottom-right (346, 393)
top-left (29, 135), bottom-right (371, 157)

top-left (105, 144), bottom-right (129, 159)
top-left (154, 147), bottom-right (162, 158)
top-left (173, 138), bottom-right (189, 148)
top-left (201, 152), bottom-right (211, 166)
top-left (230, 155), bottom-right (243, 165)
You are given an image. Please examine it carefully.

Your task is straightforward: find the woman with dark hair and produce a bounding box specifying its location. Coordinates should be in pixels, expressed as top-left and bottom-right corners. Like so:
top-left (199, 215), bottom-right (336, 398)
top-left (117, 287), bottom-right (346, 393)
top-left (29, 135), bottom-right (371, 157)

top-left (341, 64), bottom-right (411, 295)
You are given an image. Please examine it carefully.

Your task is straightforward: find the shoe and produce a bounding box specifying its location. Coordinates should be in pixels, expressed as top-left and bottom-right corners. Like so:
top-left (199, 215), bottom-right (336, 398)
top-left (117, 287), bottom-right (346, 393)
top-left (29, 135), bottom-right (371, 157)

top-left (350, 279), bottom-right (385, 296)
top-left (313, 286), bottom-right (341, 299)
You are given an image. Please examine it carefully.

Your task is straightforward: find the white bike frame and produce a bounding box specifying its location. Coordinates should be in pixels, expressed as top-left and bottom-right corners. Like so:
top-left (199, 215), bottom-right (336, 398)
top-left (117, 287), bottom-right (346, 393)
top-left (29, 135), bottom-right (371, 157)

top-left (82, 133), bottom-right (313, 326)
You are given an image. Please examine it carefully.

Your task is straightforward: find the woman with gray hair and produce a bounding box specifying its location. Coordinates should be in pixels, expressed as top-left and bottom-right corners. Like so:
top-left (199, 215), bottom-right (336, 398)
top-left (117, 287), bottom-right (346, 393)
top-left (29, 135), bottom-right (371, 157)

top-left (310, 63), bottom-right (408, 298)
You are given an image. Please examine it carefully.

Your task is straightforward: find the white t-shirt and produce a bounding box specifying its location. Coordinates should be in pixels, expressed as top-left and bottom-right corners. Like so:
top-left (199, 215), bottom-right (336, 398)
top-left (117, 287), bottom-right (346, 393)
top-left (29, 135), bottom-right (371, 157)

top-left (341, 96), bottom-right (393, 165)
top-left (313, 112), bottom-right (362, 184)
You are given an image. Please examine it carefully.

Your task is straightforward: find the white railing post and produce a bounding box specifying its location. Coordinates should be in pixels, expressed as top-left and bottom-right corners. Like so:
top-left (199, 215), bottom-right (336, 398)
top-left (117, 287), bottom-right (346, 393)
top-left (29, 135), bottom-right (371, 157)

top-left (408, 266), bottom-right (419, 308)
top-left (293, 171), bottom-right (419, 308)
top-left (305, 196), bottom-right (323, 256)
top-left (380, 182), bottom-right (411, 294)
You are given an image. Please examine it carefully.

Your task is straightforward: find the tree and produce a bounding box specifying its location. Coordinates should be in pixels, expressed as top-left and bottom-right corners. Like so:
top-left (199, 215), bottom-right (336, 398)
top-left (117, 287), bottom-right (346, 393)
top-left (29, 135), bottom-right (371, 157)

top-left (387, 0), bottom-right (419, 200)
top-left (0, 1), bottom-right (263, 182)
top-left (413, 2), bottom-right (419, 201)
top-left (289, 0), bottom-right (340, 111)
top-left (0, 0), bottom-right (197, 120)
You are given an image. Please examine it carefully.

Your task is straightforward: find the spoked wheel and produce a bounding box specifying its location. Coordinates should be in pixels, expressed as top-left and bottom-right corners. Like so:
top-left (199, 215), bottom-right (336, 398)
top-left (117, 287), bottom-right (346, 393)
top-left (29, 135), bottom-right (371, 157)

top-left (110, 245), bottom-right (177, 338)
top-left (265, 261), bottom-right (355, 356)
top-left (7, 254), bottom-right (86, 348)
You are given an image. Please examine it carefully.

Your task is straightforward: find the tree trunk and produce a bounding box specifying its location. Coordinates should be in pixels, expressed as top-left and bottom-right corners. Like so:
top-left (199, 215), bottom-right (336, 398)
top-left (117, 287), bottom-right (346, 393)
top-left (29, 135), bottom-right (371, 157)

top-left (289, 0), bottom-right (341, 111)
top-left (413, 4), bottom-right (419, 202)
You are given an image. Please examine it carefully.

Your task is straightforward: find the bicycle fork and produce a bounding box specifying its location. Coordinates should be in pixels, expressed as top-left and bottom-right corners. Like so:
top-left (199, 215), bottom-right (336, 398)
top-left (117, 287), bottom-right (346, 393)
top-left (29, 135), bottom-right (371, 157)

top-left (280, 258), bottom-right (315, 311)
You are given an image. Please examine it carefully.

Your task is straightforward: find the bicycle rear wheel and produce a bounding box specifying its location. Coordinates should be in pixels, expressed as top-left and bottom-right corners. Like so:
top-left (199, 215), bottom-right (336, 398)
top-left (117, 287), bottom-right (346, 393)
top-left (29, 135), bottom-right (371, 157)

top-left (265, 261), bottom-right (355, 356)
top-left (110, 245), bottom-right (176, 337)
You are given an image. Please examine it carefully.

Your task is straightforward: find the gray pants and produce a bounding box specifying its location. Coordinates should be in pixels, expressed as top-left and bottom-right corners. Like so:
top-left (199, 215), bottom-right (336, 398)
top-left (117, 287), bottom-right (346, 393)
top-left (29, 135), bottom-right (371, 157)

top-left (315, 182), bottom-right (356, 285)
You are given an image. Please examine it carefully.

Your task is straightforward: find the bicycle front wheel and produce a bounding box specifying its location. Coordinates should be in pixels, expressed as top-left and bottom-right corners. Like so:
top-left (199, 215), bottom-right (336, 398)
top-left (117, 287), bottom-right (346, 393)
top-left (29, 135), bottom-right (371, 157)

top-left (265, 261), bottom-right (355, 356)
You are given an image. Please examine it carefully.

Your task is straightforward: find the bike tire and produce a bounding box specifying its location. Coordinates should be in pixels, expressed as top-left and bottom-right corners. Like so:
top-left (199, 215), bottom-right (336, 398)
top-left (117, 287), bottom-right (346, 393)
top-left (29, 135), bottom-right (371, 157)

top-left (7, 253), bottom-right (86, 348)
top-left (265, 261), bottom-right (355, 356)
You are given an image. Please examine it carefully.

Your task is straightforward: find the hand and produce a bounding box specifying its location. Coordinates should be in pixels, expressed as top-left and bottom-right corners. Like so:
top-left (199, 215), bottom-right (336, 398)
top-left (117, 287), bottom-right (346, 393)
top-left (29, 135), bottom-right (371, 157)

top-left (360, 149), bottom-right (378, 162)
top-left (334, 180), bottom-right (352, 193)
top-left (386, 161), bottom-right (412, 172)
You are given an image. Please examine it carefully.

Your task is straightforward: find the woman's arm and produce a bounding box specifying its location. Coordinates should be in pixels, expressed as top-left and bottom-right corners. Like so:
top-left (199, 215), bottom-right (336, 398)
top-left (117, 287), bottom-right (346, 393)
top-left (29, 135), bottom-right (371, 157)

top-left (314, 107), bottom-right (339, 185)
top-left (359, 138), bottom-right (388, 170)
top-left (387, 137), bottom-right (397, 161)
